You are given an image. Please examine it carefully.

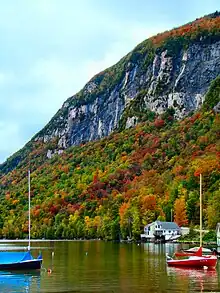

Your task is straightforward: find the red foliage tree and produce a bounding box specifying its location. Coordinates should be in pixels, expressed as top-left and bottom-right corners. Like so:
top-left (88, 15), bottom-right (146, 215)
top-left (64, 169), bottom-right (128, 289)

top-left (154, 119), bottom-right (165, 129)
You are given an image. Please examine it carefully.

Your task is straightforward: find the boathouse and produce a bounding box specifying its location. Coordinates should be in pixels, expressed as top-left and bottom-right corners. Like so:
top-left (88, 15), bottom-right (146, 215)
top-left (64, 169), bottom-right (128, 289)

top-left (141, 221), bottom-right (181, 242)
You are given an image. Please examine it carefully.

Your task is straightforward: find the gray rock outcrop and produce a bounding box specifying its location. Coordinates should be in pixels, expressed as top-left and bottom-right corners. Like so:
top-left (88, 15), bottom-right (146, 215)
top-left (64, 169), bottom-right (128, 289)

top-left (34, 38), bottom-right (220, 157)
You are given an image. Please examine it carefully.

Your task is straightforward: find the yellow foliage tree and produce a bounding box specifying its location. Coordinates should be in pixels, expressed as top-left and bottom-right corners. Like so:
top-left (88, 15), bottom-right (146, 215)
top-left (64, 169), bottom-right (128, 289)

top-left (174, 196), bottom-right (188, 227)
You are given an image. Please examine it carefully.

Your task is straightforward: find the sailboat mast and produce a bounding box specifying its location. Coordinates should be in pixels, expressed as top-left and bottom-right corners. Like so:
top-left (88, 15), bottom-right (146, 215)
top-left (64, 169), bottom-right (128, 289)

top-left (200, 173), bottom-right (202, 248)
top-left (28, 170), bottom-right (31, 251)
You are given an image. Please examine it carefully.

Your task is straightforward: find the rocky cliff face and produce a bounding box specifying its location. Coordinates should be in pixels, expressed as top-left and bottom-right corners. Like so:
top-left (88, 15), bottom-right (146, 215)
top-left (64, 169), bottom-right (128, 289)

top-left (3, 13), bottom-right (220, 165)
top-left (35, 34), bottom-right (220, 158)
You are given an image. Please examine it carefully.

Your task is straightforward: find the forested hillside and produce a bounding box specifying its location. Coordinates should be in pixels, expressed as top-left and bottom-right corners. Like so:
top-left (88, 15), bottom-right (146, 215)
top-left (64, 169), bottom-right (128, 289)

top-left (0, 12), bottom-right (219, 240)
top-left (0, 77), bottom-right (219, 240)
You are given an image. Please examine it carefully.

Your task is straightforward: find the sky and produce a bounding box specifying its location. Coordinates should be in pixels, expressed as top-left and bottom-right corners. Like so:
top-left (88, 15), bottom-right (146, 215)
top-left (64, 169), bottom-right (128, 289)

top-left (0, 0), bottom-right (219, 163)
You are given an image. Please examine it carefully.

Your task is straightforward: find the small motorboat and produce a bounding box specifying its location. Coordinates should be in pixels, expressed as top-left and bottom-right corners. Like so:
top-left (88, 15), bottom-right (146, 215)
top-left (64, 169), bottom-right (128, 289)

top-left (166, 254), bottom-right (217, 268)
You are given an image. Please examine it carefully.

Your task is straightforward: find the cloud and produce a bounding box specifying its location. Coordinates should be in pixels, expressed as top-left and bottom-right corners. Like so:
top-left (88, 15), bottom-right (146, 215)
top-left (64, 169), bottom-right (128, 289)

top-left (0, 122), bottom-right (23, 161)
top-left (0, 0), bottom-right (219, 163)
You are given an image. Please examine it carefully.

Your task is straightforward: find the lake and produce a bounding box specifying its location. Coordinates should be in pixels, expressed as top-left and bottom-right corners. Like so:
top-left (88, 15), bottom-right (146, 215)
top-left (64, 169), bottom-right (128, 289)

top-left (0, 240), bottom-right (219, 292)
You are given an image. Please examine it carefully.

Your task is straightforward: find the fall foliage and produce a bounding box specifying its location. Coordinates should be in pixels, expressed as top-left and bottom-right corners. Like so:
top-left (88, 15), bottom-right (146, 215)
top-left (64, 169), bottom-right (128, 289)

top-left (0, 13), bottom-right (219, 240)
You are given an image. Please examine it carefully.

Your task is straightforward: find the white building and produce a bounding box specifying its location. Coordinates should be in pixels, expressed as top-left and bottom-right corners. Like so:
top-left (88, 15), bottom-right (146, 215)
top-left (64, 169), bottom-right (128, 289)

top-left (216, 223), bottom-right (220, 246)
top-left (180, 227), bottom-right (190, 236)
top-left (141, 221), bottom-right (181, 241)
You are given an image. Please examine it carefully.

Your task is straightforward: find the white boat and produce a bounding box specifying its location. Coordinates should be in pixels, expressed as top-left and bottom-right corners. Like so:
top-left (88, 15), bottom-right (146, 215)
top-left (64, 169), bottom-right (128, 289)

top-left (184, 247), bottom-right (212, 254)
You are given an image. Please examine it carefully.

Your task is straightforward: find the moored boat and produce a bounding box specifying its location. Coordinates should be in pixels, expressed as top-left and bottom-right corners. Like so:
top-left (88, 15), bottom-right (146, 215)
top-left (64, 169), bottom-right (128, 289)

top-left (173, 174), bottom-right (218, 264)
top-left (174, 246), bottom-right (203, 257)
top-left (184, 247), bottom-right (212, 255)
top-left (0, 251), bottom-right (42, 270)
top-left (168, 174), bottom-right (218, 268)
top-left (166, 255), bottom-right (217, 268)
top-left (0, 171), bottom-right (43, 271)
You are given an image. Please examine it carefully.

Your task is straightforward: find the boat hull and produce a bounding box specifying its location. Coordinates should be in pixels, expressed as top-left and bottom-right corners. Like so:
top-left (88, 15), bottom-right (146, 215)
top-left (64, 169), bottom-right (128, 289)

top-left (167, 256), bottom-right (217, 268)
top-left (0, 259), bottom-right (42, 270)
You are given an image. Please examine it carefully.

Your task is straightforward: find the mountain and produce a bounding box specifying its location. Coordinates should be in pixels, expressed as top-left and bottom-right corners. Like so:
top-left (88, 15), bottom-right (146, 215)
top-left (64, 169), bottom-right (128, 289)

top-left (1, 12), bottom-right (220, 175)
top-left (36, 11), bottom-right (220, 153)
top-left (0, 13), bottom-right (219, 240)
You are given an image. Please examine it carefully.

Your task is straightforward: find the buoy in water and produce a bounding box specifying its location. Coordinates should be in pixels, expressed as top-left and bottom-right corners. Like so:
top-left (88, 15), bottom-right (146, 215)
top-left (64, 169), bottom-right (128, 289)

top-left (47, 268), bottom-right (52, 274)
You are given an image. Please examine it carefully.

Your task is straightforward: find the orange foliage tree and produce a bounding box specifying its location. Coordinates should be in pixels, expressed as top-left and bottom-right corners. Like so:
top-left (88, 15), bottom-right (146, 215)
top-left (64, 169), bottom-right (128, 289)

top-left (140, 194), bottom-right (158, 226)
top-left (119, 202), bottom-right (131, 239)
top-left (174, 196), bottom-right (188, 227)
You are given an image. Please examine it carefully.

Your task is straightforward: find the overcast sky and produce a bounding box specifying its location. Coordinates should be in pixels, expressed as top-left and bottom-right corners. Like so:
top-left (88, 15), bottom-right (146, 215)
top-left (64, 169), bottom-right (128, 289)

top-left (0, 0), bottom-right (219, 163)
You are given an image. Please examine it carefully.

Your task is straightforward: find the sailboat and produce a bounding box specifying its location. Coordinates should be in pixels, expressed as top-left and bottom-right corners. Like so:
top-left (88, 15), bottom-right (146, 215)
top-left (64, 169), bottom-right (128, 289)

top-left (166, 174), bottom-right (218, 268)
top-left (0, 170), bottom-right (43, 270)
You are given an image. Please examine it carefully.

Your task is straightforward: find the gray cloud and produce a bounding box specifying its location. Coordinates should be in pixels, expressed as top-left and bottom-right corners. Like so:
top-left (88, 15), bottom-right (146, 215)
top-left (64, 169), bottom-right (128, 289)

top-left (0, 0), bottom-right (219, 163)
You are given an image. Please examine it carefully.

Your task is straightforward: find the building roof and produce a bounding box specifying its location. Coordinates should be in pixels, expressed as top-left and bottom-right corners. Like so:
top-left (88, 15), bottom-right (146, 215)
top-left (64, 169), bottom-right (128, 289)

top-left (144, 222), bottom-right (155, 229)
top-left (155, 221), bottom-right (180, 230)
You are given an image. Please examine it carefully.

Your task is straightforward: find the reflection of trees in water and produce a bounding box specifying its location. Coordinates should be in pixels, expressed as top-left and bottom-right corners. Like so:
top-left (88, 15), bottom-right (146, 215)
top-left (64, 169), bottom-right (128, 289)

top-left (118, 243), bottom-right (168, 292)
top-left (142, 244), bottom-right (220, 292)
top-left (140, 243), bottom-right (170, 290)
top-left (166, 267), bottom-right (219, 293)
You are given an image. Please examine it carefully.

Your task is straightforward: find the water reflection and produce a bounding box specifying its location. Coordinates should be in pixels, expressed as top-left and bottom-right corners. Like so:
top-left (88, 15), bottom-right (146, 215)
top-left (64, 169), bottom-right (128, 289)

top-left (0, 241), bottom-right (218, 292)
top-left (167, 266), bottom-right (219, 293)
top-left (143, 242), bottom-right (181, 255)
top-left (0, 271), bottom-right (41, 293)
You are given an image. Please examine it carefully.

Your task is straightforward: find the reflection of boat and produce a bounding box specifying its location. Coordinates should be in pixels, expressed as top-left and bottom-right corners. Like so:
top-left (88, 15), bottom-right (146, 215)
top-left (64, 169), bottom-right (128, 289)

top-left (0, 171), bottom-right (43, 270)
top-left (0, 270), bottom-right (40, 292)
top-left (166, 254), bottom-right (217, 268)
top-left (167, 265), bottom-right (218, 292)
top-left (167, 266), bottom-right (217, 277)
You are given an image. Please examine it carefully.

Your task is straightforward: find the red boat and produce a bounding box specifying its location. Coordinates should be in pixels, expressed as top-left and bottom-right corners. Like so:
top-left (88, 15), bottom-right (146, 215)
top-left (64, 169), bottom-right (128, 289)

top-left (169, 175), bottom-right (218, 268)
top-left (166, 255), bottom-right (217, 268)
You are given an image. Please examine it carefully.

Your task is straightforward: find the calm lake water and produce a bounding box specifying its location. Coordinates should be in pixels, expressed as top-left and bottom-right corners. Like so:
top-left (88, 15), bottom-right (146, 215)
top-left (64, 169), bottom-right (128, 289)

top-left (0, 240), bottom-right (219, 293)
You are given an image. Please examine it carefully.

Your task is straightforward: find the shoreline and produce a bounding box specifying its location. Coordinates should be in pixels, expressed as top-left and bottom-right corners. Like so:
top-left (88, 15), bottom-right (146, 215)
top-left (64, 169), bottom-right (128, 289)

top-left (0, 239), bottom-right (102, 243)
top-left (0, 238), bottom-right (217, 246)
